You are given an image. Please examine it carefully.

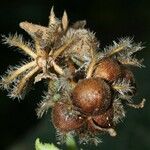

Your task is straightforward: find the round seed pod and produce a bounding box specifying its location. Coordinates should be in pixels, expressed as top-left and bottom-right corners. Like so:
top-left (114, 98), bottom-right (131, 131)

top-left (94, 58), bottom-right (122, 82)
top-left (87, 107), bottom-right (114, 132)
top-left (52, 101), bottom-right (84, 132)
top-left (92, 106), bottom-right (114, 128)
top-left (72, 77), bottom-right (112, 115)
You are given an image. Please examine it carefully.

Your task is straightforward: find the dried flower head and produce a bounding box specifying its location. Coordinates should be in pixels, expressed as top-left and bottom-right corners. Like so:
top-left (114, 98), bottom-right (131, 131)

top-left (0, 6), bottom-right (146, 146)
top-left (0, 7), bottom-right (98, 99)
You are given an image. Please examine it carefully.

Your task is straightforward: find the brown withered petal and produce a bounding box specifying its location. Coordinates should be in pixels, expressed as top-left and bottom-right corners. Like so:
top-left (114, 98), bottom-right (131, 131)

top-left (72, 77), bottom-right (112, 115)
top-left (94, 58), bottom-right (122, 82)
top-left (52, 101), bottom-right (85, 132)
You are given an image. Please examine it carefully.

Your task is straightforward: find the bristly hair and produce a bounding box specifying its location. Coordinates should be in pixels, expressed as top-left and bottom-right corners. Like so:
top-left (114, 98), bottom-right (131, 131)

top-left (7, 66), bottom-right (39, 100)
top-left (122, 41), bottom-right (144, 56)
top-left (36, 78), bottom-right (63, 118)
top-left (117, 55), bottom-right (145, 68)
top-left (113, 99), bottom-right (126, 124)
top-left (0, 60), bottom-right (36, 90)
top-left (117, 48), bottom-right (145, 68)
top-left (112, 78), bottom-right (135, 97)
top-left (36, 76), bottom-right (74, 118)
top-left (103, 37), bottom-right (145, 67)
top-left (36, 91), bottom-right (55, 118)
top-left (78, 132), bottom-right (102, 146)
top-left (2, 33), bottom-right (36, 57)
top-left (103, 37), bottom-right (133, 57)
top-left (56, 130), bottom-right (76, 145)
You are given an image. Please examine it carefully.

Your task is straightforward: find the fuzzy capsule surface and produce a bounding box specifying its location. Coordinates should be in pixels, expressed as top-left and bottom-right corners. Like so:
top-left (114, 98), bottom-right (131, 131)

top-left (72, 77), bottom-right (112, 115)
top-left (92, 106), bottom-right (114, 128)
top-left (87, 107), bottom-right (113, 132)
top-left (94, 58), bottom-right (122, 82)
top-left (52, 101), bottom-right (85, 132)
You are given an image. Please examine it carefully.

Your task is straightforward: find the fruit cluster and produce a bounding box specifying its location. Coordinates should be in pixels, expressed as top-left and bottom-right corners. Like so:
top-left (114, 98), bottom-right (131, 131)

top-left (51, 58), bottom-right (144, 144)
top-left (0, 7), bottom-right (145, 145)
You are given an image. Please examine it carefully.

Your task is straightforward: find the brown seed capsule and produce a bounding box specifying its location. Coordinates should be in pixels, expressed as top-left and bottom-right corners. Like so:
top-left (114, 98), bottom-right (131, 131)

top-left (52, 101), bottom-right (84, 132)
top-left (94, 58), bottom-right (122, 82)
top-left (87, 107), bottom-right (114, 132)
top-left (92, 106), bottom-right (114, 128)
top-left (72, 77), bottom-right (112, 115)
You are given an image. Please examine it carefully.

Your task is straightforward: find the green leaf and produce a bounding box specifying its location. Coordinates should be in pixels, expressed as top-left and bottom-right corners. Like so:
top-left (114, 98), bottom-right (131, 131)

top-left (35, 138), bottom-right (59, 150)
top-left (66, 134), bottom-right (77, 150)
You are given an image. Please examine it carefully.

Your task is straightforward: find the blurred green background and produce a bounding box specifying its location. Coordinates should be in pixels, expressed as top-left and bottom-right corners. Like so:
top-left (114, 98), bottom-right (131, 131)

top-left (0, 0), bottom-right (150, 149)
